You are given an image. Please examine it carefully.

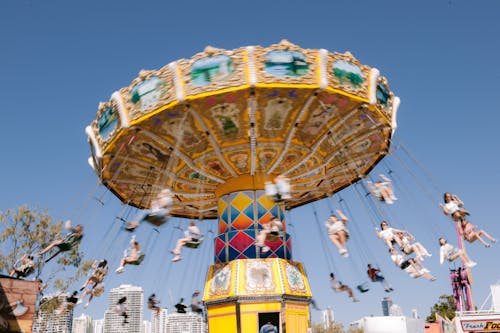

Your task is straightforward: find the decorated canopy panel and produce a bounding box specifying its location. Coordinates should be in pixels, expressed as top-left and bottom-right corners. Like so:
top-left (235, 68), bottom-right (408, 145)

top-left (203, 258), bottom-right (312, 303)
top-left (87, 40), bottom-right (399, 219)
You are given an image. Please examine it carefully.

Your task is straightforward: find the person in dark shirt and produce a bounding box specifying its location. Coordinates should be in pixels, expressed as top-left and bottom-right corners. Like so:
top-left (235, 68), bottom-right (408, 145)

top-left (174, 298), bottom-right (187, 313)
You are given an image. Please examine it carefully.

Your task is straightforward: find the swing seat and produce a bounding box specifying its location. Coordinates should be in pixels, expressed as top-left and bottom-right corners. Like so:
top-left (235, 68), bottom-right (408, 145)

top-left (266, 231), bottom-right (283, 242)
top-left (356, 282), bottom-right (370, 293)
top-left (144, 213), bottom-right (169, 227)
top-left (129, 253), bottom-right (145, 265)
top-left (93, 285), bottom-right (105, 297)
top-left (185, 237), bottom-right (204, 249)
top-left (57, 234), bottom-right (82, 252)
top-left (16, 266), bottom-right (35, 278)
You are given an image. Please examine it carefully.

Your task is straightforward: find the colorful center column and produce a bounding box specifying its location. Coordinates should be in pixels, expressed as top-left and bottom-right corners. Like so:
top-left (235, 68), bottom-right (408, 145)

top-left (203, 190), bottom-right (311, 333)
top-left (214, 190), bottom-right (292, 263)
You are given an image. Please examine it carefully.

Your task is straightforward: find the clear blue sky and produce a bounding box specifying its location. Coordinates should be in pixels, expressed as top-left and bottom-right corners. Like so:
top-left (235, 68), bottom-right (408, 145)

top-left (1, 0), bottom-right (499, 327)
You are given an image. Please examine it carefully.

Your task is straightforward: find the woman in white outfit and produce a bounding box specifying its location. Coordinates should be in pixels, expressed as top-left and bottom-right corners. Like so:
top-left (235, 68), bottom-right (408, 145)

top-left (389, 248), bottom-right (435, 281)
top-left (394, 231), bottom-right (432, 260)
top-left (439, 193), bottom-right (469, 222)
top-left (376, 221), bottom-right (405, 250)
top-left (256, 216), bottom-right (283, 254)
top-left (439, 237), bottom-right (476, 268)
top-left (325, 210), bottom-right (350, 257)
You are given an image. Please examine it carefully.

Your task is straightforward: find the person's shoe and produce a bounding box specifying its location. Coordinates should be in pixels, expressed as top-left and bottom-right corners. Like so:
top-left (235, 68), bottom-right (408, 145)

top-left (466, 261), bottom-right (477, 268)
top-left (430, 277), bottom-right (437, 281)
top-left (172, 255), bottom-right (182, 262)
top-left (262, 246), bottom-right (270, 253)
top-left (115, 266), bottom-right (124, 274)
top-left (420, 268), bottom-right (429, 273)
top-left (84, 302), bottom-right (90, 309)
top-left (385, 198), bottom-right (394, 205)
top-left (76, 299), bottom-right (83, 305)
top-left (391, 196), bottom-right (398, 201)
top-left (170, 250), bottom-right (180, 255)
top-left (352, 298), bottom-right (360, 303)
top-left (492, 239), bottom-right (497, 243)
top-left (485, 244), bottom-right (491, 248)
top-left (417, 256), bottom-right (424, 262)
top-left (342, 251), bottom-right (349, 258)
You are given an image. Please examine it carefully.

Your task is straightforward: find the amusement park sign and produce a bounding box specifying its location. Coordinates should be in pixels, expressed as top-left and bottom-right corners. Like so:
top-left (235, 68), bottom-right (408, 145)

top-left (460, 319), bottom-right (500, 332)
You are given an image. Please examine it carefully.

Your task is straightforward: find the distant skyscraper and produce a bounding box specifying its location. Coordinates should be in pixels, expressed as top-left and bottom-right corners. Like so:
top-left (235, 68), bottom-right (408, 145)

top-left (143, 320), bottom-right (152, 333)
top-left (411, 308), bottom-right (419, 319)
top-left (152, 308), bottom-right (169, 333)
top-left (73, 313), bottom-right (92, 333)
top-left (92, 319), bottom-right (104, 333)
top-left (322, 307), bottom-right (334, 329)
top-left (32, 294), bottom-right (74, 333)
top-left (381, 297), bottom-right (393, 316)
top-left (104, 284), bottom-right (144, 333)
top-left (165, 313), bottom-right (205, 333)
top-left (389, 303), bottom-right (403, 316)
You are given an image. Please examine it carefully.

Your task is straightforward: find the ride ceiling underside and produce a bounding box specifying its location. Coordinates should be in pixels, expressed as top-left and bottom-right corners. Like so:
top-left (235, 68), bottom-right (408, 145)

top-left (86, 40), bottom-right (399, 219)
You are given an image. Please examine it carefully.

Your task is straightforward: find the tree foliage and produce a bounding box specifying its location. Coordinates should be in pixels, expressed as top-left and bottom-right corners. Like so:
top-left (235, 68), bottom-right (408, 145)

top-left (311, 322), bottom-right (347, 333)
top-left (0, 205), bottom-right (92, 291)
top-left (426, 294), bottom-right (456, 322)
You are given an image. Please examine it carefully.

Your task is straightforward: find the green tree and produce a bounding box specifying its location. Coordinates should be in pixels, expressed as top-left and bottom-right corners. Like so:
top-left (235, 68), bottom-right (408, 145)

top-left (311, 322), bottom-right (346, 333)
top-left (0, 205), bottom-right (93, 291)
top-left (426, 294), bottom-right (456, 322)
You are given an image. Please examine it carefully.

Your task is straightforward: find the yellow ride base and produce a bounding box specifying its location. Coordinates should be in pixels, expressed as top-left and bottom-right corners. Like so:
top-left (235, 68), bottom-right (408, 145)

top-left (203, 258), bottom-right (312, 332)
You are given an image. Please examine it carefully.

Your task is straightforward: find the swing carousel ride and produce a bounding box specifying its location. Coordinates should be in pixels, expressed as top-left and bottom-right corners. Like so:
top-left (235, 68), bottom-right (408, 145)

top-left (86, 40), bottom-right (400, 332)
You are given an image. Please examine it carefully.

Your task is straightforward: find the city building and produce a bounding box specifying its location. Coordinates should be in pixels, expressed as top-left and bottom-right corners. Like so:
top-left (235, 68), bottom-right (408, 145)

top-left (361, 316), bottom-right (424, 333)
top-left (92, 319), bottom-right (104, 333)
top-left (322, 307), bottom-right (334, 329)
top-left (152, 308), bottom-right (169, 333)
top-left (104, 284), bottom-right (144, 333)
top-left (143, 320), bottom-right (152, 333)
top-left (389, 303), bottom-right (403, 316)
top-left (73, 313), bottom-right (92, 333)
top-left (32, 294), bottom-right (74, 333)
top-left (382, 297), bottom-right (393, 316)
top-left (165, 312), bottom-right (206, 333)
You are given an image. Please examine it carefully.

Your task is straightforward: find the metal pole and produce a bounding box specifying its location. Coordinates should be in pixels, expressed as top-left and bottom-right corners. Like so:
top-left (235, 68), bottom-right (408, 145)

top-left (454, 221), bottom-right (474, 311)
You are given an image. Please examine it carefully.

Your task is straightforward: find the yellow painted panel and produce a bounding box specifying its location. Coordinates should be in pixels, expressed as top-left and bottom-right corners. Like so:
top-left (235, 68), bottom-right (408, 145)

top-left (208, 313), bottom-right (237, 332)
top-left (240, 302), bottom-right (281, 313)
top-left (286, 303), bottom-right (309, 312)
top-left (323, 86), bottom-right (369, 103)
top-left (207, 304), bottom-right (236, 316)
top-left (286, 312), bottom-right (309, 333)
top-left (241, 313), bottom-right (259, 332)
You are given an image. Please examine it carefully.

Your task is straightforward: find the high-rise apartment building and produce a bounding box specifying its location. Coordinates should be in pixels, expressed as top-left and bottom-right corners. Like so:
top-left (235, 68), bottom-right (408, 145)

top-left (381, 297), bottom-right (393, 316)
top-left (32, 294), bottom-right (73, 333)
top-left (143, 320), bottom-right (152, 333)
top-left (104, 284), bottom-right (144, 333)
top-left (151, 308), bottom-right (169, 333)
top-left (73, 313), bottom-right (92, 333)
top-left (165, 313), bottom-right (205, 333)
top-left (92, 319), bottom-right (104, 333)
top-left (322, 307), bottom-right (334, 329)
